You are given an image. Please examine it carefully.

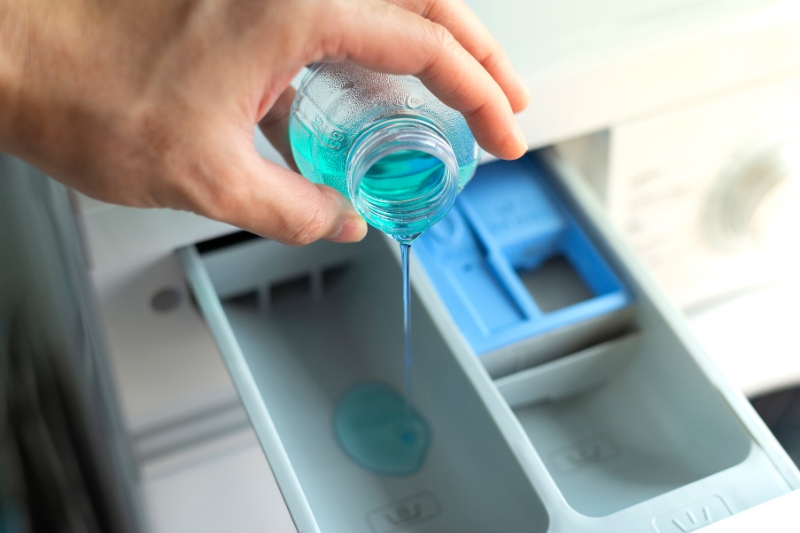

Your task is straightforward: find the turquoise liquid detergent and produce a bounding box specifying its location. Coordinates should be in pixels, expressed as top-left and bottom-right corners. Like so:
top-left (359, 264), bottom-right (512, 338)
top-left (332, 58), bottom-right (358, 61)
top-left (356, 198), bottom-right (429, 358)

top-left (290, 115), bottom-right (477, 243)
top-left (334, 381), bottom-right (430, 477)
top-left (290, 141), bottom-right (448, 241)
top-left (290, 62), bottom-right (479, 475)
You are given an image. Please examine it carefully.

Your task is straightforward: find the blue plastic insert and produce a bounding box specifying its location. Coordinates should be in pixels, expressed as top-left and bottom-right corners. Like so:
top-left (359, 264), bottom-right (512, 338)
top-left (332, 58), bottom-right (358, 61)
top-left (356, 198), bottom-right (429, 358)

top-left (415, 157), bottom-right (632, 356)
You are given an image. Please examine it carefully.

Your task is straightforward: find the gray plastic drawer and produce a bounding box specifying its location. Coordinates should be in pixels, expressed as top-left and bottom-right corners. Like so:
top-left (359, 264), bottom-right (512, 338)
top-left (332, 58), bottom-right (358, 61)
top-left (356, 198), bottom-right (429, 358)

top-left (178, 150), bottom-right (800, 533)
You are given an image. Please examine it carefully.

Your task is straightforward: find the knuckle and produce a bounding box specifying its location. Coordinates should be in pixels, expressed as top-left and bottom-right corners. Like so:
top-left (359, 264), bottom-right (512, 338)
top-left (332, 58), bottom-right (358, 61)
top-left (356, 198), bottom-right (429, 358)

top-left (176, 153), bottom-right (244, 222)
top-left (190, 173), bottom-right (237, 221)
top-left (126, 107), bottom-right (196, 209)
top-left (285, 202), bottom-right (332, 246)
top-left (480, 46), bottom-right (501, 72)
top-left (316, 31), bottom-right (344, 63)
top-left (419, 0), bottom-right (439, 19)
top-left (427, 21), bottom-right (455, 51)
top-left (418, 22), bottom-right (458, 80)
top-left (462, 98), bottom-right (489, 119)
top-left (313, 0), bottom-right (351, 61)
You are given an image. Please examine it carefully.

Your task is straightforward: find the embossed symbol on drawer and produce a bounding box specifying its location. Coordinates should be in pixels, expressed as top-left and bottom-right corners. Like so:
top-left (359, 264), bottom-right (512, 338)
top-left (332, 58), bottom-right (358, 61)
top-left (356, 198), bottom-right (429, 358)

top-left (653, 496), bottom-right (732, 532)
top-left (551, 435), bottom-right (618, 471)
top-left (367, 492), bottom-right (440, 533)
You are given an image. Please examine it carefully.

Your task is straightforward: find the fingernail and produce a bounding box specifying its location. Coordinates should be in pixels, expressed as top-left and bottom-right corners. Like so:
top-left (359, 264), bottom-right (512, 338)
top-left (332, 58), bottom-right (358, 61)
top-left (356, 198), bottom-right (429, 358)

top-left (327, 211), bottom-right (368, 243)
top-left (518, 79), bottom-right (531, 101)
top-left (515, 122), bottom-right (529, 156)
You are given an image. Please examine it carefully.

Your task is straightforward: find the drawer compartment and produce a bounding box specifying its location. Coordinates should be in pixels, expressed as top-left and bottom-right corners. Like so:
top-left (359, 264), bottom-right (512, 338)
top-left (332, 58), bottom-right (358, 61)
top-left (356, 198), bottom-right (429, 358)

top-left (179, 233), bottom-right (549, 533)
top-left (497, 333), bottom-right (756, 518)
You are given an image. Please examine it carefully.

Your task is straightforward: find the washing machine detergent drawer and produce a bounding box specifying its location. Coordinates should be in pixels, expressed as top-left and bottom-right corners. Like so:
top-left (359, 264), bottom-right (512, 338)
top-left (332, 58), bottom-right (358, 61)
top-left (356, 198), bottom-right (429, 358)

top-left (179, 151), bottom-right (800, 533)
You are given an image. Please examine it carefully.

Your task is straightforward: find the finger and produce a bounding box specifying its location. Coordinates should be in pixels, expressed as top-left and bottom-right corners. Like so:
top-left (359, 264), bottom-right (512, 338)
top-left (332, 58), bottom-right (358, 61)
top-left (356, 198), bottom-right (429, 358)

top-left (312, 0), bottom-right (527, 159)
top-left (187, 143), bottom-right (367, 245)
top-left (258, 85), bottom-right (299, 172)
top-left (388, 0), bottom-right (530, 113)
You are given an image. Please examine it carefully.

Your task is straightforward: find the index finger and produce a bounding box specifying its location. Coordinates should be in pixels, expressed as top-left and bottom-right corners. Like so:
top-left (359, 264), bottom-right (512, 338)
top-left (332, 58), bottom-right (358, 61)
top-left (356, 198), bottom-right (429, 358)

top-left (388, 0), bottom-right (530, 113)
top-left (309, 0), bottom-right (527, 160)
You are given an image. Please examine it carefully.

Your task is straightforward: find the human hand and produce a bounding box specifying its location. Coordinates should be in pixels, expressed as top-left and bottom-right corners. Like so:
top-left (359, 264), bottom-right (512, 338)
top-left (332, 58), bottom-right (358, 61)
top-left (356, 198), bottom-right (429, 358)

top-left (0, 0), bottom-right (529, 245)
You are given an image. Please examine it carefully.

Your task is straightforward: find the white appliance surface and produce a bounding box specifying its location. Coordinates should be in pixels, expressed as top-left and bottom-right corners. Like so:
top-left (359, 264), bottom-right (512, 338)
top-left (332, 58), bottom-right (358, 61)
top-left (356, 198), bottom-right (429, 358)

top-left (604, 73), bottom-right (800, 310)
top-left (591, 60), bottom-right (800, 400)
top-left (142, 428), bottom-right (296, 533)
top-left (92, 251), bottom-right (298, 532)
top-left (471, 0), bottom-right (800, 149)
top-left (690, 277), bottom-right (800, 397)
top-left (702, 489), bottom-right (800, 532)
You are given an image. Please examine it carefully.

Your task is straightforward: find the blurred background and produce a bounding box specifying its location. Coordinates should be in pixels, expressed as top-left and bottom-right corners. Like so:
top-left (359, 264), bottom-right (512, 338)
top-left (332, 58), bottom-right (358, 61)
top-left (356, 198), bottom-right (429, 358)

top-left (2, 0), bottom-right (800, 531)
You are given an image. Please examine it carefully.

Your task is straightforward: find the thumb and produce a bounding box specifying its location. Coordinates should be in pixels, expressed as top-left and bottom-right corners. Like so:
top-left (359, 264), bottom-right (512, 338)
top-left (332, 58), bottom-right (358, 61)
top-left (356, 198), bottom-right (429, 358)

top-left (193, 145), bottom-right (367, 245)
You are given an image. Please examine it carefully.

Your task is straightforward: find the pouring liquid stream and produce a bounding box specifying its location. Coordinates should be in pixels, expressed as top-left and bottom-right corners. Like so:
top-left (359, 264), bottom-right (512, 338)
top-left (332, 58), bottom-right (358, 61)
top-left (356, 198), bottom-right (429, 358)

top-left (331, 240), bottom-right (429, 477)
top-left (401, 242), bottom-right (412, 407)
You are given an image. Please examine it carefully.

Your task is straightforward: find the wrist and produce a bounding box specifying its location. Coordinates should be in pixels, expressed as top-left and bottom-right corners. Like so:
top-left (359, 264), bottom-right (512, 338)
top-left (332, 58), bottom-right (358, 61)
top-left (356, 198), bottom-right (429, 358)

top-left (0, 0), bottom-right (25, 155)
top-left (0, 0), bottom-right (107, 169)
